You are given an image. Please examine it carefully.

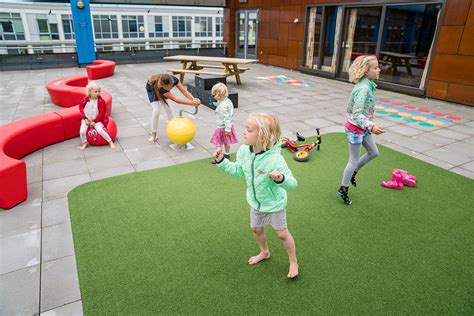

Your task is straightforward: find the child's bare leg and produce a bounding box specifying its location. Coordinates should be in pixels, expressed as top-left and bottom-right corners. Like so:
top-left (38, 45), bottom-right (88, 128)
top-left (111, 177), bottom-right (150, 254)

top-left (248, 227), bottom-right (271, 265)
top-left (109, 140), bottom-right (116, 149)
top-left (80, 142), bottom-right (88, 151)
top-left (275, 229), bottom-right (298, 278)
top-left (224, 144), bottom-right (230, 153)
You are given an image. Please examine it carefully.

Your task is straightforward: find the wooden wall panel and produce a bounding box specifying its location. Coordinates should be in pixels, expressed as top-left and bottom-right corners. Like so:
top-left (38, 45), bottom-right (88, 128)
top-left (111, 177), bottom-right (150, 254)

top-left (430, 0), bottom-right (474, 105)
top-left (446, 83), bottom-right (474, 104)
top-left (426, 80), bottom-right (449, 99)
top-left (458, 2), bottom-right (474, 55)
top-left (430, 55), bottom-right (474, 86)
top-left (436, 26), bottom-right (463, 54)
top-left (441, 0), bottom-right (471, 25)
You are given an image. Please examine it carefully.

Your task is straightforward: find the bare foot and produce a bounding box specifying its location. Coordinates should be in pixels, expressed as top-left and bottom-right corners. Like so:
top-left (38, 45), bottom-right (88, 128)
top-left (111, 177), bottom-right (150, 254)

top-left (80, 143), bottom-right (88, 151)
top-left (248, 252), bottom-right (270, 265)
top-left (109, 142), bottom-right (116, 149)
top-left (287, 263), bottom-right (299, 279)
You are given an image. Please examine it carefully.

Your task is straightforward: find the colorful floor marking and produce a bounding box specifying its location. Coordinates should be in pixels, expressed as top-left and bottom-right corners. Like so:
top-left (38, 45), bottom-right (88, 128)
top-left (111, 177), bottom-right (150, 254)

top-left (256, 75), bottom-right (312, 87)
top-left (375, 99), bottom-right (463, 127)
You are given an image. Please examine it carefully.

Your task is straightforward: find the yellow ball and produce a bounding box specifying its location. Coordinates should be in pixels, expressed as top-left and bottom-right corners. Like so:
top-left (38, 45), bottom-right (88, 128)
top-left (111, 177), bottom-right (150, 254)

top-left (166, 117), bottom-right (196, 145)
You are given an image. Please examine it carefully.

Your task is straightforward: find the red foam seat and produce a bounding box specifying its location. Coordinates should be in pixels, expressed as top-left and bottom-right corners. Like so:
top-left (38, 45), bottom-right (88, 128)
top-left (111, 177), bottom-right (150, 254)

top-left (86, 60), bottom-right (116, 80)
top-left (45, 75), bottom-right (89, 107)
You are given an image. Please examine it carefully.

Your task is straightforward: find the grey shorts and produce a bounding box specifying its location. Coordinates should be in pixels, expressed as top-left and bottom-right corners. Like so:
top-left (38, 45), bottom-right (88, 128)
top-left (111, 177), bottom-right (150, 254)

top-left (250, 207), bottom-right (287, 230)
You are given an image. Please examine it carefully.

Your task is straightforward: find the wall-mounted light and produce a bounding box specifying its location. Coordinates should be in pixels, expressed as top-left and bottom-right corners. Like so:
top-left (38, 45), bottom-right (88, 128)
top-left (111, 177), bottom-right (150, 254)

top-left (293, 18), bottom-right (299, 24)
top-left (77, 1), bottom-right (85, 9)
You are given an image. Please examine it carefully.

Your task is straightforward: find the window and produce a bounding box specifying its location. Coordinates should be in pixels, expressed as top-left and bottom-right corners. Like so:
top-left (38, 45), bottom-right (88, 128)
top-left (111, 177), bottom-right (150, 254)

top-left (379, 4), bottom-right (441, 87)
top-left (93, 15), bottom-right (118, 39)
top-left (148, 16), bottom-right (169, 38)
top-left (36, 14), bottom-right (59, 40)
top-left (172, 16), bottom-right (191, 37)
top-left (303, 2), bottom-right (442, 89)
top-left (215, 17), bottom-right (223, 37)
top-left (122, 15), bottom-right (144, 38)
top-left (195, 16), bottom-right (212, 37)
top-left (61, 14), bottom-right (74, 39)
top-left (0, 12), bottom-right (25, 40)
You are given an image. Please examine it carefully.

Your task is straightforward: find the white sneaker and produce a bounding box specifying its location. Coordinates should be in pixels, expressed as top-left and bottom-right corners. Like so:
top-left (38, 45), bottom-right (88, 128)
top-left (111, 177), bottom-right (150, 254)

top-left (148, 135), bottom-right (158, 144)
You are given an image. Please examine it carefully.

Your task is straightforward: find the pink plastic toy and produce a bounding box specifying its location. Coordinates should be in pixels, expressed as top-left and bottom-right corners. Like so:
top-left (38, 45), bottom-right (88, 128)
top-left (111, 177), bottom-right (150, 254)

top-left (393, 169), bottom-right (417, 187)
top-left (381, 168), bottom-right (417, 189)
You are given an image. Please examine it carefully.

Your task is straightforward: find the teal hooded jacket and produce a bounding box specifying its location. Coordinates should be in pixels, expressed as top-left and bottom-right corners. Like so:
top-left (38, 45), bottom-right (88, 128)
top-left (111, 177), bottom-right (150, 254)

top-left (217, 143), bottom-right (297, 212)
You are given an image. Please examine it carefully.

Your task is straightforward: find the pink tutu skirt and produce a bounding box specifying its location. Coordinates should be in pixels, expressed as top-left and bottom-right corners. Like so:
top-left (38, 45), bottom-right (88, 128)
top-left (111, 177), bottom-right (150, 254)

top-left (210, 125), bottom-right (238, 146)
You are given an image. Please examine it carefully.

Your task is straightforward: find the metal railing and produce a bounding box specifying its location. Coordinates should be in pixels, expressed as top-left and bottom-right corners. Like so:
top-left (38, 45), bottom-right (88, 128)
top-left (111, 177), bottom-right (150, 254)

top-left (0, 38), bottom-right (227, 56)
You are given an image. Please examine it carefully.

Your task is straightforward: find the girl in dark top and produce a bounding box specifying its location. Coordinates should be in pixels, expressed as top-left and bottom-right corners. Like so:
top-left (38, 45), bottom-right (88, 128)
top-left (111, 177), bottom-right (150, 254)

top-left (146, 74), bottom-right (200, 144)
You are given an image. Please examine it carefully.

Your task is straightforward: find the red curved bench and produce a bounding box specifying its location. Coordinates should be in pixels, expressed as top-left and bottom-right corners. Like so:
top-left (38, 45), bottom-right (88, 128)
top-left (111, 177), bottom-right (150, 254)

top-left (45, 75), bottom-right (89, 107)
top-left (86, 60), bottom-right (115, 80)
top-left (1, 76), bottom-right (115, 209)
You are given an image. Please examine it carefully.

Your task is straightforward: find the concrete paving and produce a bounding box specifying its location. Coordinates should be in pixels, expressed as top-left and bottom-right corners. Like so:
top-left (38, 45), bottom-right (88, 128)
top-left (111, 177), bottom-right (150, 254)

top-left (1, 61), bottom-right (473, 315)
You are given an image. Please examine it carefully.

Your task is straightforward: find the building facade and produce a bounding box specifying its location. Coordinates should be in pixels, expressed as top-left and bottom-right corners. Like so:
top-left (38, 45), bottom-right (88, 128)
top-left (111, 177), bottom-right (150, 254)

top-left (224, 0), bottom-right (474, 106)
top-left (0, 1), bottom-right (224, 55)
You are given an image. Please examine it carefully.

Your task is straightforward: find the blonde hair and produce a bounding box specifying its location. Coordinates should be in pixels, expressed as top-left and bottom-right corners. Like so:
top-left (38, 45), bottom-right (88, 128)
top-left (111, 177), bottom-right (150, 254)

top-left (211, 82), bottom-right (228, 99)
top-left (85, 81), bottom-right (101, 98)
top-left (348, 55), bottom-right (378, 83)
top-left (248, 113), bottom-right (281, 151)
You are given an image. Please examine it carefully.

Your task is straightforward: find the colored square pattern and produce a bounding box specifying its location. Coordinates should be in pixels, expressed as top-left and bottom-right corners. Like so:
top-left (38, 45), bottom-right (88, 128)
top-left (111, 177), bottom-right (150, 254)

top-left (256, 75), bottom-right (312, 87)
top-left (375, 99), bottom-right (462, 127)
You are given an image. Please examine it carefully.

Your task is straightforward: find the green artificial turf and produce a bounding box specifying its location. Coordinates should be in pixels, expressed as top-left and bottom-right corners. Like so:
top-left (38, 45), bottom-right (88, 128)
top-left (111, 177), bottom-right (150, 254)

top-left (68, 133), bottom-right (473, 315)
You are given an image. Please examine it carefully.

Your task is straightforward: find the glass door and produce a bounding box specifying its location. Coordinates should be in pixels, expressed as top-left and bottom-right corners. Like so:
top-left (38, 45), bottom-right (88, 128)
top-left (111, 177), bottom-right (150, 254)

top-left (338, 6), bottom-right (382, 79)
top-left (378, 4), bottom-right (441, 88)
top-left (235, 9), bottom-right (258, 59)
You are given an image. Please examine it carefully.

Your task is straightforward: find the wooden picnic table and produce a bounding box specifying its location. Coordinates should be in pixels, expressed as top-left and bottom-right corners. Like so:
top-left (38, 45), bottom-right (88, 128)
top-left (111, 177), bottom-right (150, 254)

top-left (379, 51), bottom-right (417, 77)
top-left (163, 55), bottom-right (258, 85)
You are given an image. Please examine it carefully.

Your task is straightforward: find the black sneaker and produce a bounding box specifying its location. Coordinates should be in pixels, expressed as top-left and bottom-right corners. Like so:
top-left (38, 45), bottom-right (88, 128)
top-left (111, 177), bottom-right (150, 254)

top-left (350, 171), bottom-right (358, 187)
top-left (337, 186), bottom-right (352, 205)
top-left (224, 153), bottom-right (230, 160)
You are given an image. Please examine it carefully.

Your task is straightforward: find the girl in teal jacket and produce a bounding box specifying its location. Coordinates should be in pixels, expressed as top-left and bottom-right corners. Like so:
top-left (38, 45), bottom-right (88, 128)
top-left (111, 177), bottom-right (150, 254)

top-left (214, 113), bottom-right (299, 278)
top-left (338, 55), bottom-right (384, 205)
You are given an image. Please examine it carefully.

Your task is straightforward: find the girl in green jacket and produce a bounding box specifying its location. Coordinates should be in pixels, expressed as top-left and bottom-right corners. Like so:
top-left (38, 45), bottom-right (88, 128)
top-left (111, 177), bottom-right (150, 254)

top-left (214, 113), bottom-right (299, 278)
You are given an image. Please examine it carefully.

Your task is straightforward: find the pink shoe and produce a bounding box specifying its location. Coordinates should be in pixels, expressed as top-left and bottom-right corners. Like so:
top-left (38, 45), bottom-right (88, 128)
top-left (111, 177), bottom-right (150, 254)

top-left (381, 170), bottom-right (404, 190)
top-left (392, 169), bottom-right (417, 187)
top-left (381, 180), bottom-right (404, 190)
top-left (403, 175), bottom-right (417, 187)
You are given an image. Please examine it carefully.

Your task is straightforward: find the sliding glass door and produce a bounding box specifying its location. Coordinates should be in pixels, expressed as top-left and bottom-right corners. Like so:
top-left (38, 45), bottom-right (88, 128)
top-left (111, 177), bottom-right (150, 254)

top-left (339, 6), bottom-right (382, 78)
top-left (303, 2), bottom-right (442, 91)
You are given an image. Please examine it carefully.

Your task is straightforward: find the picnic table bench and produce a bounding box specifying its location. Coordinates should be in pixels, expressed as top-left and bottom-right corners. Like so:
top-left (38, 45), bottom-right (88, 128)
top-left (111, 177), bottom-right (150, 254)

top-left (163, 55), bottom-right (258, 85)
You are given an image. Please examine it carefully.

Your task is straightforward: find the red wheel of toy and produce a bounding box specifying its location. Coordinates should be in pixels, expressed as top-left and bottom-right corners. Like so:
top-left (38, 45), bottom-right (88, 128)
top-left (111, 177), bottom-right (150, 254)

top-left (86, 118), bottom-right (118, 146)
top-left (294, 150), bottom-right (310, 162)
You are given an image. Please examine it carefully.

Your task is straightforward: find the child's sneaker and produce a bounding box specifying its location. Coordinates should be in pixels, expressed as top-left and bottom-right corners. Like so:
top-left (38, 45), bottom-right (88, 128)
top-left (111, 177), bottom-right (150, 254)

top-left (224, 153), bottom-right (230, 160)
top-left (337, 186), bottom-right (352, 205)
top-left (350, 171), bottom-right (358, 187)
